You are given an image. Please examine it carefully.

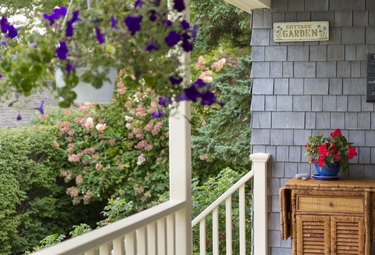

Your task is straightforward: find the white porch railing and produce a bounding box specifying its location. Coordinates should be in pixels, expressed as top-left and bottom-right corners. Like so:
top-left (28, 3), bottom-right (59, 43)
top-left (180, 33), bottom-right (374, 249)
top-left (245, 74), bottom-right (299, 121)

top-left (192, 153), bottom-right (271, 255)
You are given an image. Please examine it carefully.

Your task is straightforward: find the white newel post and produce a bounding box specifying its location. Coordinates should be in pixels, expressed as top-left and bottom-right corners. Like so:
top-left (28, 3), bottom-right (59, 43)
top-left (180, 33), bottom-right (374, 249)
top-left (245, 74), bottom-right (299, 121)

top-left (250, 153), bottom-right (271, 255)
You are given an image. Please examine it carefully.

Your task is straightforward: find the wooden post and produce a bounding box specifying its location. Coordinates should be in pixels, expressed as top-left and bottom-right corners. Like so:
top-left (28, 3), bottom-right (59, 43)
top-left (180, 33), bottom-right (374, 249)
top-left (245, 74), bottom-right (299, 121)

top-left (250, 153), bottom-right (271, 255)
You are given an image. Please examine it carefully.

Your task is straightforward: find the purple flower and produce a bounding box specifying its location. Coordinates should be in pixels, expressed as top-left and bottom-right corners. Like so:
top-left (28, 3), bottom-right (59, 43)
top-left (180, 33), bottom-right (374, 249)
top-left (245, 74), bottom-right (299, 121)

top-left (1, 16), bottom-right (8, 33)
top-left (43, 6), bottom-right (67, 25)
top-left (66, 62), bottom-right (74, 73)
top-left (165, 31), bottom-right (181, 47)
top-left (110, 16), bottom-right (118, 29)
top-left (158, 97), bottom-right (172, 107)
top-left (124, 15), bottom-right (142, 36)
top-left (0, 74), bottom-right (3, 78)
top-left (38, 101), bottom-right (45, 115)
top-left (134, 0), bottom-right (144, 8)
top-left (149, 11), bottom-right (157, 22)
top-left (181, 33), bottom-right (192, 52)
top-left (182, 85), bottom-right (200, 102)
top-left (163, 19), bottom-right (172, 27)
top-left (16, 113), bottom-right (22, 121)
top-left (70, 10), bottom-right (80, 23)
top-left (0, 41), bottom-right (7, 46)
top-left (95, 27), bottom-right (105, 44)
top-left (181, 20), bottom-right (190, 30)
top-left (154, 0), bottom-right (161, 6)
top-left (6, 25), bottom-right (17, 39)
top-left (145, 41), bottom-right (160, 52)
top-left (200, 91), bottom-right (216, 105)
top-left (169, 75), bottom-right (183, 85)
top-left (54, 6), bottom-right (67, 17)
top-left (66, 10), bottom-right (80, 37)
top-left (173, 0), bottom-right (185, 12)
top-left (151, 110), bottom-right (165, 119)
top-left (56, 41), bottom-right (68, 60)
top-left (193, 79), bottom-right (206, 87)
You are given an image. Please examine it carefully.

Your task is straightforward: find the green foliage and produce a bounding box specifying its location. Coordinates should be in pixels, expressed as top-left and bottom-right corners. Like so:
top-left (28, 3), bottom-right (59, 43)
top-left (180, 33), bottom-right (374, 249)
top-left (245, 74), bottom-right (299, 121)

top-left (191, 0), bottom-right (250, 53)
top-left (69, 224), bottom-right (92, 237)
top-left (192, 168), bottom-right (252, 254)
top-left (0, 126), bottom-right (105, 255)
top-left (192, 54), bottom-right (252, 181)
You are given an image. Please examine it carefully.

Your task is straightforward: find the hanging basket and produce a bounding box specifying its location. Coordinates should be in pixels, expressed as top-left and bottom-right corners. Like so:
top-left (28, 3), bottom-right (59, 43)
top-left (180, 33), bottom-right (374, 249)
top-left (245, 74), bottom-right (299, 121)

top-left (55, 67), bottom-right (117, 104)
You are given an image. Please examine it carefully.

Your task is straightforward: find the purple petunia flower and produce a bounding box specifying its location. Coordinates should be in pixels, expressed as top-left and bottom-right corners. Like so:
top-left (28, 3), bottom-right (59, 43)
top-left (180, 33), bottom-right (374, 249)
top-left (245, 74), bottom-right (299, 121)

top-left (16, 113), bottom-right (22, 121)
top-left (134, 0), bottom-right (144, 8)
top-left (1, 16), bottom-right (8, 33)
top-left (173, 0), bottom-right (185, 12)
top-left (200, 91), bottom-right (216, 105)
top-left (163, 19), bottom-right (172, 27)
top-left (6, 25), bottom-right (17, 39)
top-left (149, 11), bottom-right (157, 22)
top-left (158, 97), bottom-right (172, 107)
top-left (66, 62), bottom-right (74, 74)
top-left (193, 79), bottom-right (206, 87)
top-left (0, 74), bottom-right (3, 78)
top-left (43, 6), bottom-right (67, 25)
top-left (154, 0), bottom-right (161, 6)
top-left (38, 101), bottom-right (45, 115)
top-left (95, 27), bottom-right (105, 44)
top-left (169, 75), bottom-right (183, 85)
top-left (165, 31), bottom-right (181, 47)
top-left (145, 41), bottom-right (160, 52)
top-left (66, 10), bottom-right (80, 37)
top-left (56, 41), bottom-right (68, 60)
top-left (124, 15), bottom-right (143, 36)
top-left (0, 41), bottom-right (7, 46)
top-left (182, 85), bottom-right (200, 102)
top-left (110, 16), bottom-right (118, 29)
top-left (181, 20), bottom-right (190, 30)
top-left (181, 33), bottom-right (192, 52)
top-left (151, 110), bottom-right (165, 119)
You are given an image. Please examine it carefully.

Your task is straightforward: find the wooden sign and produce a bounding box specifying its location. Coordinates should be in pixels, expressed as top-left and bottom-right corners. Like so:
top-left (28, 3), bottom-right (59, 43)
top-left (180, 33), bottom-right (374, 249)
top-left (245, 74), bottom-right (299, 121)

top-left (273, 21), bottom-right (329, 42)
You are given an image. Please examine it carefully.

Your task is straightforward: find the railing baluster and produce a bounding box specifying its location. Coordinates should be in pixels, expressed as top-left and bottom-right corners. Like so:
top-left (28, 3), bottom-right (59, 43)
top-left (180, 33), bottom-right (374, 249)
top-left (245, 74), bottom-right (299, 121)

top-left (137, 227), bottom-right (147, 255)
top-left (239, 184), bottom-right (246, 255)
top-left (125, 231), bottom-right (136, 255)
top-left (212, 207), bottom-right (219, 255)
top-left (84, 250), bottom-right (95, 255)
top-left (147, 222), bottom-right (157, 255)
top-left (113, 237), bottom-right (125, 255)
top-left (225, 196), bottom-right (232, 255)
top-left (199, 219), bottom-right (206, 255)
top-left (99, 243), bottom-right (110, 255)
top-left (167, 214), bottom-right (175, 255)
top-left (157, 218), bottom-right (166, 254)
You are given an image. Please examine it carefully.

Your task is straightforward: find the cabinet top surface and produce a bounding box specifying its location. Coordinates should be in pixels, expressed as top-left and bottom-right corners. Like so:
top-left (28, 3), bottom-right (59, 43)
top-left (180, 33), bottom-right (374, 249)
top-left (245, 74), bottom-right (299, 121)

top-left (283, 178), bottom-right (375, 191)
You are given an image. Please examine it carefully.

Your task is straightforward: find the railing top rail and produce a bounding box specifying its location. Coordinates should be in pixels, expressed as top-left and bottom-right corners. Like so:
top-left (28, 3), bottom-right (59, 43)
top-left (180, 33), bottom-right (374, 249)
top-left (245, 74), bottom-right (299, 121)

top-left (192, 169), bottom-right (254, 227)
top-left (32, 200), bottom-right (186, 255)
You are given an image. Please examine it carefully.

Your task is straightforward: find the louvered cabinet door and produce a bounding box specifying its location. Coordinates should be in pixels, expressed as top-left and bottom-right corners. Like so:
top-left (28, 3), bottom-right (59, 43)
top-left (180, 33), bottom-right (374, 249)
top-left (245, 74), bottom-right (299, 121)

top-left (331, 216), bottom-right (365, 255)
top-left (296, 215), bottom-right (330, 255)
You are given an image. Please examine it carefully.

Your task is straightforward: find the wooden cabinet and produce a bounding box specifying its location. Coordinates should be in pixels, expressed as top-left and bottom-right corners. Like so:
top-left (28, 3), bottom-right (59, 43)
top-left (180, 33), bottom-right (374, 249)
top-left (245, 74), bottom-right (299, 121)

top-left (280, 179), bottom-right (375, 255)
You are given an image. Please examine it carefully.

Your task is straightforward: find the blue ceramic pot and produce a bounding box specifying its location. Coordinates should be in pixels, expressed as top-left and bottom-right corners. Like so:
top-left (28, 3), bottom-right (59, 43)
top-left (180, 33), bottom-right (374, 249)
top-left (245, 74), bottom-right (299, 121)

top-left (314, 162), bottom-right (340, 176)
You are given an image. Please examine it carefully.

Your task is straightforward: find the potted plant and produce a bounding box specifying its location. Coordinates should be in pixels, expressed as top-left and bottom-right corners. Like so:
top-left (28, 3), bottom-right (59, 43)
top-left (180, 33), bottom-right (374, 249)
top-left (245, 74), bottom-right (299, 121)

top-left (304, 128), bottom-right (358, 179)
top-left (0, 0), bottom-right (215, 112)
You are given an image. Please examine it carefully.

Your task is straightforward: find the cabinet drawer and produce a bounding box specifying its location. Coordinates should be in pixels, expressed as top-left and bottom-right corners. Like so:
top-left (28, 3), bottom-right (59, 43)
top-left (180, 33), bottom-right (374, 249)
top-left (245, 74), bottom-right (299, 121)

top-left (297, 196), bottom-right (364, 214)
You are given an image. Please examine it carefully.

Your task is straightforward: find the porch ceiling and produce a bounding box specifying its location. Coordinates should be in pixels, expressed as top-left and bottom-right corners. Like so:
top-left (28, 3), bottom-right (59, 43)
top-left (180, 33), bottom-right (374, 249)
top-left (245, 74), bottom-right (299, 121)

top-left (223, 0), bottom-right (270, 13)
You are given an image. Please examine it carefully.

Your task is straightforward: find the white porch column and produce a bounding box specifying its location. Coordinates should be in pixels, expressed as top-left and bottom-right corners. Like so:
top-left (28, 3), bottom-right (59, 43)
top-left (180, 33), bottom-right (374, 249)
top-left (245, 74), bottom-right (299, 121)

top-left (168, 1), bottom-right (192, 254)
top-left (250, 153), bottom-right (271, 255)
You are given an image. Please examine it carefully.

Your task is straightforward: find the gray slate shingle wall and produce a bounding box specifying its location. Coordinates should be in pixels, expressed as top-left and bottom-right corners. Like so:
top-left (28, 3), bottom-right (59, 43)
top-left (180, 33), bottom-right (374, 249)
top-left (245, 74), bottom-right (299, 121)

top-left (250, 0), bottom-right (375, 254)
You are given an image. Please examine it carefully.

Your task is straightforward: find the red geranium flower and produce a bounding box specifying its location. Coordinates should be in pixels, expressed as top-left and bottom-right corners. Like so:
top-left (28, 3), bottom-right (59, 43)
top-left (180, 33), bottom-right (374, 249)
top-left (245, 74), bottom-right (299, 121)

top-left (330, 128), bottom-right (342, 138)
top-left (318, 145), bottom-right (329, 157)
top-left (347, 146), bottom-right (358, 159)
top-left (334, 153), bottom-right (341, 161)
top-left (317, 157), bottom-right (325, 167)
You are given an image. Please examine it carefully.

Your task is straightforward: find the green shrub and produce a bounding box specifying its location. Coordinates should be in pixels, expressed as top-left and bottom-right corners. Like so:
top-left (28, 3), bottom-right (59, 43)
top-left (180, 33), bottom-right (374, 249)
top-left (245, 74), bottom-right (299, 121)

top-left (0, 127), bottom-right (105, 255)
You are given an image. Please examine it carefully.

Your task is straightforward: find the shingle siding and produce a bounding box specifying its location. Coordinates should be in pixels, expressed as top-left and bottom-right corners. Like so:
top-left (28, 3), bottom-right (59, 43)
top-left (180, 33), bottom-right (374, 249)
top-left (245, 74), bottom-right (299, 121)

top-left (250, 1), bottom-right (375, 254)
